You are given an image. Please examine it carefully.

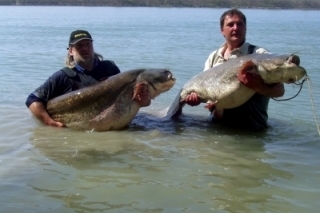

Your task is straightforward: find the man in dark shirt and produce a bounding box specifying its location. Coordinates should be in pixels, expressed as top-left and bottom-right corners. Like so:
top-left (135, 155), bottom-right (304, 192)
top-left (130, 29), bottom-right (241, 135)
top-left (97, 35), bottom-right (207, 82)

top-left (26, 29), bottom-right (149, 127)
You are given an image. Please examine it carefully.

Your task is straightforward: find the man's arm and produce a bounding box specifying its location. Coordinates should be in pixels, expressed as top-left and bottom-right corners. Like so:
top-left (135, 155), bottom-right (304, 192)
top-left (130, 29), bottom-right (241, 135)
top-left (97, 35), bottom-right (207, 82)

top-left (257, 83), bottom-right (285, 98)
top-left (28, 102), bottom-right (64, 127)
top-left (26, 71), bottom-right (69, 127)
top-left (238, 68), bottom-right (285, 98)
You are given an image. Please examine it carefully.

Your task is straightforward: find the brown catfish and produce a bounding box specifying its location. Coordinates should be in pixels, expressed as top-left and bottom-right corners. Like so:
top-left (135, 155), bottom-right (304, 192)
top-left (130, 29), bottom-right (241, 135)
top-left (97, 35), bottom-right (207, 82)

top-left (164, 54), bottom-right (306, 119)
top-left (47, 68), bottom-right (175, 131)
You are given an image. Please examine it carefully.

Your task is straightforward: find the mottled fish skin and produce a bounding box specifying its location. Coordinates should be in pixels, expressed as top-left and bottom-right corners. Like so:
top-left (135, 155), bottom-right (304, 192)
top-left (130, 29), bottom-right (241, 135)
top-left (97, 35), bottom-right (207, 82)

top-left (47, 68), bottom-right (175, 131)
top-left (165, 53), bottom-right (306, 118)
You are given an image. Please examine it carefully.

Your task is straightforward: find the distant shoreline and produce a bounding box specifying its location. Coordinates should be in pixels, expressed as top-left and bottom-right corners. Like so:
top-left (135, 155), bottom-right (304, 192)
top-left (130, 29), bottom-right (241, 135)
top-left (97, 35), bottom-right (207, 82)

top-left (2, 0), bottom-right (320, 10)
top-left (1, 5), bottom-right (320, 10)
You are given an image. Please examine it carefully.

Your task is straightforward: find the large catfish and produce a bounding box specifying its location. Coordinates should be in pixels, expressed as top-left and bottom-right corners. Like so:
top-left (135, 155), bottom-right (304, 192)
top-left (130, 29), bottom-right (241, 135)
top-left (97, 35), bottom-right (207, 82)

top-left (47, 68), bottom-right (175, 131)
top-left (165, 54), bottom-right (306, 119)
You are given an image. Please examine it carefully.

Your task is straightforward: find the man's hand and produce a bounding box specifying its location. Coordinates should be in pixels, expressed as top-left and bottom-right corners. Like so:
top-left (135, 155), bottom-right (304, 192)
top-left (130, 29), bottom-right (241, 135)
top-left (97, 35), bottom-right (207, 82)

top-left (29, 102), bottom-right (65, 127)
top-left (183, 92), bottom-right (201, 106)
top-left (45, 118), bottom-right (64, 127)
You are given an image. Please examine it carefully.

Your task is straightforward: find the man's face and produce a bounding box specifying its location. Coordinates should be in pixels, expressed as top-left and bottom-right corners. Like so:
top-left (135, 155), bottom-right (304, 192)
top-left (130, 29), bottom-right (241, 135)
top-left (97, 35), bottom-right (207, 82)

top-left (69, 39), bottom-right (94, 65)
top-left (221, 15), bottom-right (246, 47)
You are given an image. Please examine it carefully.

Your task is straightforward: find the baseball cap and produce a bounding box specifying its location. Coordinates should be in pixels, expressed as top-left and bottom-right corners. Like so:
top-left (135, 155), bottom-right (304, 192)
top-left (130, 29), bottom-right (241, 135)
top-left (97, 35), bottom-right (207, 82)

top-left (69, 30), bottom-right (93, 45)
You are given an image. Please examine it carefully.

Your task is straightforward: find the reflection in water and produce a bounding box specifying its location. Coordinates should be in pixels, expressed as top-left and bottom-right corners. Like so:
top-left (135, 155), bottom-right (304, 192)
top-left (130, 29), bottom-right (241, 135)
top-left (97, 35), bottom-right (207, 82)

top-left (27, 112), bottom-right (295, 213)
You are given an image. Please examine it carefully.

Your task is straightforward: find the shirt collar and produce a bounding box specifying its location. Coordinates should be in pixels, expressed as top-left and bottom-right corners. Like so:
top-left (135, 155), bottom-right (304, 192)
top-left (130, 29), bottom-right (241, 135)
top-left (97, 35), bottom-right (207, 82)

top-left (74, 57), bottom-right (99, 73)
top-left (218, 41), bottom-right (249, 59)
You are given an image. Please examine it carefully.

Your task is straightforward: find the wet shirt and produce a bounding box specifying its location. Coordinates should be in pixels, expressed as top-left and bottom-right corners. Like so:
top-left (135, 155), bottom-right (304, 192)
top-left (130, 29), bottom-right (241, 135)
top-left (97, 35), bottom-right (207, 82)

top-left (25, 59), bottom-right (120, 108)
top-left (204, 42), bottom-right (270, 130)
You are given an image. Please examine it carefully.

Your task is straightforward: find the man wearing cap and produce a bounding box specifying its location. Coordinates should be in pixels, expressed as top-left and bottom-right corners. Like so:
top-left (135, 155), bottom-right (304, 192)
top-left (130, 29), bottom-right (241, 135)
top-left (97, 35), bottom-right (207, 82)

top-left (26, 30), bottom-right (150, 127)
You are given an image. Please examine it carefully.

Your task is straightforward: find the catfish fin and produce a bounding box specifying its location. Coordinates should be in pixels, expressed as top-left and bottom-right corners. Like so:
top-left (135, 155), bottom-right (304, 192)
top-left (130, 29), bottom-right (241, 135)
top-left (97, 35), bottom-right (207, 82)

top-left (161, 88), bottom-right (185, 119)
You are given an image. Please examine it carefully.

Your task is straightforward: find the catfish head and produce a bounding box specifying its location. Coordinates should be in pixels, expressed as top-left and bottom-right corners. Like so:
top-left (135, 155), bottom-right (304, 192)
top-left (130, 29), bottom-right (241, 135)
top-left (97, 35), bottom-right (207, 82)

top-left (133, 68), bottom-right (176, 106)
top-left (254, 54), bottom-right (307, 84)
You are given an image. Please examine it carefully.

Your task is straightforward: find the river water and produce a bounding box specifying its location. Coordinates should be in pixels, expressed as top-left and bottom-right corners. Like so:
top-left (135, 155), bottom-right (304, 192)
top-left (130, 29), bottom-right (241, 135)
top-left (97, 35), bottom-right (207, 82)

top-left (0, 6), bottom-right (319, 213)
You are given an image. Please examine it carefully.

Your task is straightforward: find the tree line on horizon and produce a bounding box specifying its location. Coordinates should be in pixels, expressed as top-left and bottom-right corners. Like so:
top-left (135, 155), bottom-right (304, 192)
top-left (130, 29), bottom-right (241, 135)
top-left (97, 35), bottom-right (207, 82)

top-left (1, 0), bottom-right (320, 9)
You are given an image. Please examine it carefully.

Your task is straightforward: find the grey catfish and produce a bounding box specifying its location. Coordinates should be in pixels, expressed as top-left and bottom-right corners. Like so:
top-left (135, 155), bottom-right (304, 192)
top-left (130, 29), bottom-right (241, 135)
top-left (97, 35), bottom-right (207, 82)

top-left (47, 68), bottom-right (175, 131)
top-left (164, 54), bottom-right (306, 119)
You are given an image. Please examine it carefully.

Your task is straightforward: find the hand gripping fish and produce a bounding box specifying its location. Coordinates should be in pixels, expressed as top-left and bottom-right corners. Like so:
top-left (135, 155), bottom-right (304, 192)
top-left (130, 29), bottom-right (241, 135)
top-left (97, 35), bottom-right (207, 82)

top-left (47, 68), bottom-right (175, 131)
top-left (164, 54), bottom-right (306, 119)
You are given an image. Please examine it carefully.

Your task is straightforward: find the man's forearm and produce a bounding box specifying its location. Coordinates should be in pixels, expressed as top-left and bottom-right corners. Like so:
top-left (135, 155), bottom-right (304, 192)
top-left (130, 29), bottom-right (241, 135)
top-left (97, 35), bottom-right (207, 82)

top-left (258, 83), bottom-right (285, 98)
top-left (28, 102), bottom-right (52, 125)
top-left (29, 102), bottom-right (64, 127)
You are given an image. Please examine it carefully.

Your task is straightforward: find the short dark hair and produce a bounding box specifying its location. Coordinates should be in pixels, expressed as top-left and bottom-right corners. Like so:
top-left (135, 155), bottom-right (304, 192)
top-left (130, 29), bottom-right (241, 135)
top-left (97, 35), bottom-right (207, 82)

top-left (220, 8), bottom-right (246, 29)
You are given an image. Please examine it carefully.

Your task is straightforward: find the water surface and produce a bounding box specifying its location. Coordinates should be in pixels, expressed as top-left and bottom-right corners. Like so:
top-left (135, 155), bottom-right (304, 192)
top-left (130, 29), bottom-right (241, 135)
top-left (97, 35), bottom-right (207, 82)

top-left (0, 6), bottom-right (319, 213)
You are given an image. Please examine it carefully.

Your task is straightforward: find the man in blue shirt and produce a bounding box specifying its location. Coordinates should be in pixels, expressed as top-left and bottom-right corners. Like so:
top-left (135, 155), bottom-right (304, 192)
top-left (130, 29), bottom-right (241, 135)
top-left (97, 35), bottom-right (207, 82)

top-left (26, 30), bottom-right (150, 127)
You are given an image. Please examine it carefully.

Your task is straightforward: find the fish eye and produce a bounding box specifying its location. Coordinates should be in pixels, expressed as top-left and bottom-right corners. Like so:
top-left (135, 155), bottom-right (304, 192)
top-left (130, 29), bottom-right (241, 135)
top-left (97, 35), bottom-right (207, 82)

top-left (165, 70), bottom-right (172, 78)
top-left (288, 55), bottom-right (300, 65)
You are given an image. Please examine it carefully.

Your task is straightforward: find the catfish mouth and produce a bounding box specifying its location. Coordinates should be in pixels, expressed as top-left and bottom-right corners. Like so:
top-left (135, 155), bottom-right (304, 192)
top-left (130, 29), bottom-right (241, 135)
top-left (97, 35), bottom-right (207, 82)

top-left (165, 69), bottom-right (175, 81)
top-left (163, 69), bottom-right (176, 90)
top-left (286, 54), bottom-right (304, 83)
top-left (160, 69), bottom-right (176, 92)
top-left (287, 78), bottom-right (299, 84)
top-left (145, 69), bottom-right (176, 96)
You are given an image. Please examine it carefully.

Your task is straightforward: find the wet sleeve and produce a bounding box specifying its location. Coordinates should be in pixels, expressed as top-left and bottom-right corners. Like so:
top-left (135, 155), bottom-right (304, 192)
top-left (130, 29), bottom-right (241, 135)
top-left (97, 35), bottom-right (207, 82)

top-left (25, 71), bottom-right (71, 108)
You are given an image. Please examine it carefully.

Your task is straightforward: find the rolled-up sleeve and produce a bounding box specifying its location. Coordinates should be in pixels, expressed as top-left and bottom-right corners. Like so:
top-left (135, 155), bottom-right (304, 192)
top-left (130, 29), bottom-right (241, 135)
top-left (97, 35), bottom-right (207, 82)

top-left (255, 47), bottom-right (270, 54)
